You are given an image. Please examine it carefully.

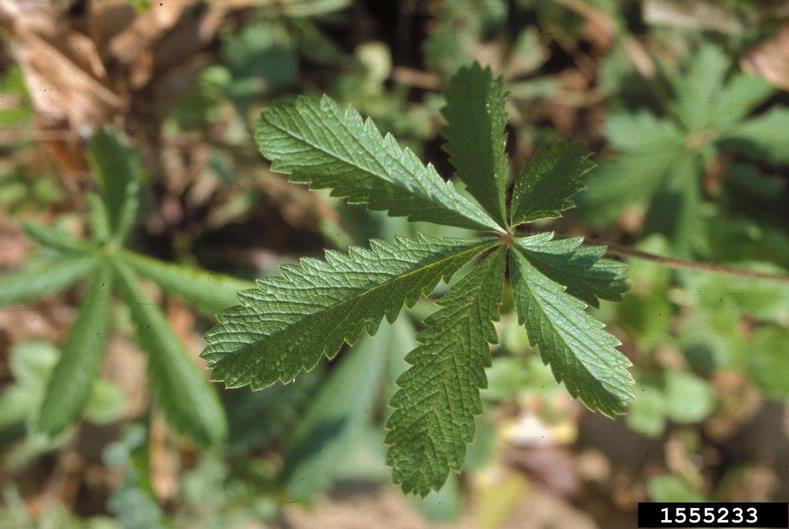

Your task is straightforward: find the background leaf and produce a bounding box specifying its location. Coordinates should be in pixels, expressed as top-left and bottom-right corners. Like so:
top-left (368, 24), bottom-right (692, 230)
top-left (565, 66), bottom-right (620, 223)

top-left (281, 324), bottom-right (395, 497)
top-left (0, 256), bottom-right (97, 307)
top-left (120, 251), bottom-right (254, 316)
top-left (663, 371), bottom-right (715, 424)
top-left (37, 262), bottom-right (114, 436)
top-left (746, 327), bottom-right (789, 398)
top-left (23, 222), bottom-right (87, 255)
top-left (113, 260), bottom-right (227, 447)
top-left (104, 424), bottom-right (173, 529)
top-left (88, 128), bottom-right (142, 243)
top-left (720, 107), bottom-right (789, 164)
top-left (669, 44), bottom-right (729, 130)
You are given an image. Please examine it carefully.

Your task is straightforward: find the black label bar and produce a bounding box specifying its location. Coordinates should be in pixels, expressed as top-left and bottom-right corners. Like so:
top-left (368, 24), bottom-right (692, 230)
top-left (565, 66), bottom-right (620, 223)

top-left (638, 502), bottom-right (789, 528)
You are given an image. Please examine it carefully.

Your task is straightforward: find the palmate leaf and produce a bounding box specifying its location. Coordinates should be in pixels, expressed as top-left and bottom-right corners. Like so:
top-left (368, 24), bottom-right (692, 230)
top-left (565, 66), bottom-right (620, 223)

top-left (385, 248), bottom-right (505, 496)
top-left (113, 261), bottom-right (227, 447)
top-left (255, 95), bottom-right (501, 232)
top-left (510, 249), bottom-right (633, 416)
top-left (202, 235), bottom-right (496, 389)
top-left (510, 141), bottom-right (596, 225)
top-left (37, 261), bottom-right (114, 436)
top-left (442, 63), bottom-right (509, 226)
top-left (582, 43), bottom-right (784, 254)
top-left (208, 63), bottom-right (635, 497)
top-left (579, 112), bottom-right (686, 225)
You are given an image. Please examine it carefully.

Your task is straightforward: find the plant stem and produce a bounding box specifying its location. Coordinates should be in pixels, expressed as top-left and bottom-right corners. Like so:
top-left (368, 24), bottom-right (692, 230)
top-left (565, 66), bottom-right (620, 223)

top-left (601, 242), bottom-right (789, 283)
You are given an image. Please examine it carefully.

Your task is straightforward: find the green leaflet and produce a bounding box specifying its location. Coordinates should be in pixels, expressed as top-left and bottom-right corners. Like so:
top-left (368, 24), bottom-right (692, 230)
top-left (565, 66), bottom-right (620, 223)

top-left (255, 95), bottom-right (502, 232)
top-left (579, 148), bottom-right (682, 226)
top-left (88, 128), bottom-right (141, 243)
top-left (710, 74), bottom-right (775, 128)
top-left (23, 222), bottom-right (88, 255)
top-left (720, 107), bottom-right (789, 164)
top-left (669, 43), bottom-right (729, 131)
top-left (37, 262), bottom-right (114, 436)
top-left (509, 249), bottom-right (633, 416)
top-left (385, 248), bottom-right (506, 496)
top-left (516, 233), bottom-right (628, 307)
top-left (119, 250), bottom-right (255, 316)
top-left (0, 256), bottom-right (97, 307)
top-left (442, 63), bottom-right (509, 226)
top-left (604, 111), bottom-right (685, 152)
top-left (643, 154), bottom-right (702, 256)
top-left (510, 141), bottom-right (596, 225)
top-left (113, 260), bottom-right (227, 447)
top-left (203, 235), bottom-right (495, 389)
top-left (86, 193), bottom-right (111, 243)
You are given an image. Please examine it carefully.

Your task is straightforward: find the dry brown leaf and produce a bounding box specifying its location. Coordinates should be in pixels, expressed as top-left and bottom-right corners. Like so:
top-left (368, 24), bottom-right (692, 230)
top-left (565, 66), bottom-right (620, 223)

top-left (87, 0), bottom-right (136, 50)
top-left (741, 26), bottom-right (789, 91)
top-left (2, 1), bottom-right (125, 132)
top-left (150, 412), bottom-right (180, 502)
top-left (624, 35), bottom-right (656, 79)
top-left (2, 0), bottom-right (231, 141)
top-left (643, 0), bottom-right (743, 34)
top-left (0, 216), bottom-right (30, 268)
top-left (506, 446), bottom-right (581, 497)
top-left (282, 486), bottom-right (478, 529)
top-left (16, 30), bottom-right (124, 131)
top-left (559, 0), bottom-right (617, 50)
top-left (105, 0), bottom-right (194, 88)
top-left (150, 5), bottom-right (225, 77)
top-left (106, 1), bottom-right (191, 66)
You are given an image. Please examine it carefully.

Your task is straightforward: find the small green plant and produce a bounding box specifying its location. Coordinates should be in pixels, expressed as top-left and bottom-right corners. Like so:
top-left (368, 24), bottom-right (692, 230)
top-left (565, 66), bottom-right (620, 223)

top-left (202, 63), bottom-right (633, 495)
top-left (0, 129), bottom-right (254, 447)
top-left (581, 43), bottom-right (788, 255)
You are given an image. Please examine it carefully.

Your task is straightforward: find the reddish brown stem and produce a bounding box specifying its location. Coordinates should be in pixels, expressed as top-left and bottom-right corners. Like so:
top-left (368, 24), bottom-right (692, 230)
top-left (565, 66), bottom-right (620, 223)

top-left (601, 242), bottom-right (789, 284)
